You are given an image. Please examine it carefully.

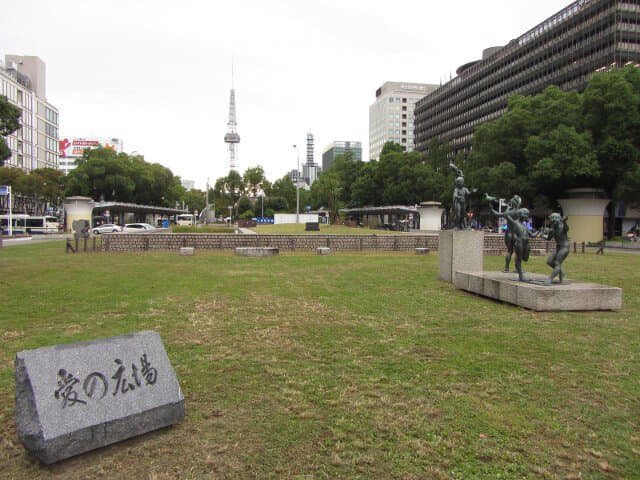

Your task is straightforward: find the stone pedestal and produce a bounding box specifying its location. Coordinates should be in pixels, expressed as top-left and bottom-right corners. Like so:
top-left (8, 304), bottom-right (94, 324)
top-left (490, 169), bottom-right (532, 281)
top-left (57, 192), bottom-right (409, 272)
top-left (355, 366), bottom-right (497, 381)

top-left (438, 230), bottom-right (484, 283)
top-left (179, 247), bottom-right (194, 256)
top-left (418, 201), bottom-right (444, 231)
top-left (455, 271), bottom-right (622, 311)
top-left (316, 247), bottom-right (330, 255)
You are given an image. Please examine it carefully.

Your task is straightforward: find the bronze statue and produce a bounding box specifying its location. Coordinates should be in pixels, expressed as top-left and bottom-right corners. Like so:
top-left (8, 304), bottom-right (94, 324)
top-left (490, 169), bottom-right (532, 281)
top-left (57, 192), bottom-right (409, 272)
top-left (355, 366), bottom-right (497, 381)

top-left (449, 162), bottom-right (475, 230)
top-left (485, 193), bottom-right (522, 272)
top-left (503, 207), bottom-right (537, 281)
top-left (539, 213), bottom-right (570, 284)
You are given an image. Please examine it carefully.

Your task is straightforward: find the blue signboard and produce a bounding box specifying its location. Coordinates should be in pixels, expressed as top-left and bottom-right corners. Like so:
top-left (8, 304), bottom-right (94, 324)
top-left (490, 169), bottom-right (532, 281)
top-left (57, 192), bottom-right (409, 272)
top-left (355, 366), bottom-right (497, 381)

top-left (0, 185), bottom-right (9, 196)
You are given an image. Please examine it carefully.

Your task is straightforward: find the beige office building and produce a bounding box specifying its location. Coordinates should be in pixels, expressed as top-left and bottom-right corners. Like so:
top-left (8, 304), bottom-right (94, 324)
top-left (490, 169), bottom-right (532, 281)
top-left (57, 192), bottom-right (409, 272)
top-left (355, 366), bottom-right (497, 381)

top-left (0, 55), bottom-right (59, 171)
top-left (368, 81), bottom-right (438, 161)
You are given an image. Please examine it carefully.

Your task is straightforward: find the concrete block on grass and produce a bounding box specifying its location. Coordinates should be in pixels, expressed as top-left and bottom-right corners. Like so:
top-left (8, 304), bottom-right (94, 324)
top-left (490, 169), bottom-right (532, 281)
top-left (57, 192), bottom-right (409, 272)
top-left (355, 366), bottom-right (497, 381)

top-left (235, 247), bottom-right (279, 257)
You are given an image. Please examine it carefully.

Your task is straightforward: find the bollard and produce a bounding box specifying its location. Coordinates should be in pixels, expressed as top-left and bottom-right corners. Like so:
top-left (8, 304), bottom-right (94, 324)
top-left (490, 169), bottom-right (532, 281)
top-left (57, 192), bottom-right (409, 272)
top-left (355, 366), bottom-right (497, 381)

top-left (75, 238), bottom-right (79, 252)
top-left (573, 242), bottom-right (577, 253)
top-left (93, 236), bottom-right (96, 251)
top-left (581, 242), bottom-right (585, 254)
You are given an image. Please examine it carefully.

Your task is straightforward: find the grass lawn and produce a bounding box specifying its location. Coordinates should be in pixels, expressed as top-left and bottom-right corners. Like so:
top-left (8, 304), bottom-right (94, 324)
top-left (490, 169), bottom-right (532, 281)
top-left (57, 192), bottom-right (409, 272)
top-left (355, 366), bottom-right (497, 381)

top-left (249, 224), bottom-right (408, 234)
top-left (1, 242), bottom-right (639, 479)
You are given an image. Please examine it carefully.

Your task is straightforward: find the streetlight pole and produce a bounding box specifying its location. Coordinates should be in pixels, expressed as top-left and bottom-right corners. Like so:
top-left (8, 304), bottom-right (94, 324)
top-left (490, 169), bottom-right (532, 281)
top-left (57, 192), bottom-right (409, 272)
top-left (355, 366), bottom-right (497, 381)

top-left (205, 177), bottom-right (209, 224)
top-left (293, 144), bottom-right (300, 224)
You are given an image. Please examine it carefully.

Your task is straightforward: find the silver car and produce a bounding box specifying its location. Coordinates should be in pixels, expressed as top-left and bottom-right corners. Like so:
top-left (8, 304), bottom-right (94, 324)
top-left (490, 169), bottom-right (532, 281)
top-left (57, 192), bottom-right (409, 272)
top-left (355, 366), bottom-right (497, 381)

top-left (122, 223), bottom-right (156, 232)
top-left (92, 224), bottom-right (122, 234)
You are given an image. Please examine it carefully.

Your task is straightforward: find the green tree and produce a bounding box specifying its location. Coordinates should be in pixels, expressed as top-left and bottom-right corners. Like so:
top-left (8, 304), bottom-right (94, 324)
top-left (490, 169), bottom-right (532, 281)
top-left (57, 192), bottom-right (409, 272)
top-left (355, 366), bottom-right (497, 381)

top-left (323, 151), bottom-right (364, 206)
top-left (65, 147), bottom-right (184, 207)
top-left (181, 189), bottom-right (206, 213)
top-left (237, 196), bottom-right (253, 215)
top-left (350, 161), bottom-right (381, 206)
top-left (313, 172), bottom-right (342, 223)
top-left (0, 95), bottom-right (21, 165)
top-left (243, 166), bottom-right (265, 197)
top-left (465, 67), bottom-right (640, 236)
top-left (66, 148), bottom-right (136, 201)
top-left (268, 175), bottom-right (297, 212)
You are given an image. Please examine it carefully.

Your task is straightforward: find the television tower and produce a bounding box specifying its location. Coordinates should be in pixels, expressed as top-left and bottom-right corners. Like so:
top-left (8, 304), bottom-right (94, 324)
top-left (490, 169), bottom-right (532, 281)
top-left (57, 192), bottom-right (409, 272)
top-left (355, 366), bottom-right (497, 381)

top-left (224, 63), bottom-right (240, 171)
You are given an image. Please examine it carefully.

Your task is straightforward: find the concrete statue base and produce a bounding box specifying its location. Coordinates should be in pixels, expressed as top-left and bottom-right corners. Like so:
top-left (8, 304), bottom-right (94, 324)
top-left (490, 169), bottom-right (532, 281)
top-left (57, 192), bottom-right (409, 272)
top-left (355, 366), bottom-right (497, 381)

top-left (438, 230), bottom-right (484, 283)
top-left (455, 270), bottom-right (622, 311)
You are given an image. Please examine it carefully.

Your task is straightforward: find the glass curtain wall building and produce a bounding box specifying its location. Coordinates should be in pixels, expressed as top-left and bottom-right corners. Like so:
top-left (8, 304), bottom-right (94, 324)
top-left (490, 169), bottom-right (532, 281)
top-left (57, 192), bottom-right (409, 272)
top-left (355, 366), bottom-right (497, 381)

top-left (414, 0), bottom-right (640, 157)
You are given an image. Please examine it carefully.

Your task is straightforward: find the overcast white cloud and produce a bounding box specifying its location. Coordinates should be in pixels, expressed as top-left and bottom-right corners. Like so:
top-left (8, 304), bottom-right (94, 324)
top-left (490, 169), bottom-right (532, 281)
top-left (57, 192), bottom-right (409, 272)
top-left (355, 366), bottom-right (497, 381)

top-left (2, 0), bottom-right (569, 189)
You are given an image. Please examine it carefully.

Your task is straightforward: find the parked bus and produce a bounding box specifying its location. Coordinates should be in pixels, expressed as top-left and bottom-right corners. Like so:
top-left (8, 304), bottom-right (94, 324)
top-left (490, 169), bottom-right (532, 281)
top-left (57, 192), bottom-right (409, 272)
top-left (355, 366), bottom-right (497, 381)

top-left (1, 215), bottom-right (61, 235)
top-left (0, 214), bottom-right (27, 235)
top-left (176, 214), bottom-right (195, 226)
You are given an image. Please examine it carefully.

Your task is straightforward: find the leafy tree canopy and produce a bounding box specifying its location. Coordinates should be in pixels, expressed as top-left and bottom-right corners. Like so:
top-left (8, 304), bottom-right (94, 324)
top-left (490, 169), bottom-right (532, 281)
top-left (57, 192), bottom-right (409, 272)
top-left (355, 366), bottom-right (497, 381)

top-left (466, 67), bottom-right (640, 208)
top-left (0, 95), bottom-right (21, 164)
top-left (65, 147), bottom-right (184, 207)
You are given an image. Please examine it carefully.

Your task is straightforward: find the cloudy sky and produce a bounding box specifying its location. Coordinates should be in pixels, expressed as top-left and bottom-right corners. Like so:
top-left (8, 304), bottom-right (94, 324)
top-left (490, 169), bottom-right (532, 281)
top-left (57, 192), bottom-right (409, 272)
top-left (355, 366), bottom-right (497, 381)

top-left (2, 0), bottom-right (569, 189)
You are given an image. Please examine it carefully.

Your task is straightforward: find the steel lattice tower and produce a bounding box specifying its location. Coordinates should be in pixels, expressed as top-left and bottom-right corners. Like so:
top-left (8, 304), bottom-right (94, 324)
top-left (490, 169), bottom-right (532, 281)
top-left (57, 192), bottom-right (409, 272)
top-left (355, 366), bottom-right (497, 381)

top-left (224, 67), bottom-right (240, 171)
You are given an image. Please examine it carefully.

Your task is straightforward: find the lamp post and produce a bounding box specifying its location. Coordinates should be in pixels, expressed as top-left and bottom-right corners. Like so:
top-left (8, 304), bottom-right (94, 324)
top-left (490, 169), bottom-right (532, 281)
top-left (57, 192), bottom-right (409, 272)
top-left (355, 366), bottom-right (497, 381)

top-left (205, 178), bottom-right (209, 224)
top-left (293, 144), bottom-right (300, 224)
top-left (228, 205), bottom-right (233, 224)
top-left (258, 191), bottom-right (265, 219)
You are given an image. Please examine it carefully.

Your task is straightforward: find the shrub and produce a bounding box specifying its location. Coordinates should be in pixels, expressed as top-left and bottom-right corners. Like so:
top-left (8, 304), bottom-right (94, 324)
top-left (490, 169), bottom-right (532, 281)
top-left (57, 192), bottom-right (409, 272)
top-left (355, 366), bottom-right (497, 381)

top-left (171, 225), bottom-right (236, 233)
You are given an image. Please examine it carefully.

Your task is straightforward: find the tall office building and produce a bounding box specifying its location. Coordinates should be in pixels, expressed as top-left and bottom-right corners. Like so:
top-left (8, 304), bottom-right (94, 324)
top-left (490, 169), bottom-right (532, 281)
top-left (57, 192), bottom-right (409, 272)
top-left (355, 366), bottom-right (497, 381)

top-left (322, 141), bottom-right (362, 171)
top-left (302, 131), bottom-right (321, 186)
top-left (0, 55), bottom-right (59, 171)
top-left (369, 82), bottom-right (438, 161)
top-left (414, 0), bottom-right (640, 157)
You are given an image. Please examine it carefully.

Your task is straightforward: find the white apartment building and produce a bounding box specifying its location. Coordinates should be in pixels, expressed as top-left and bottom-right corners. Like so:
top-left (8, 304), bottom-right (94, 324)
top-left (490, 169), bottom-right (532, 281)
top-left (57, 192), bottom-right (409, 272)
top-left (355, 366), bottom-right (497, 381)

top-left (0, 55), bottom-right (59, 171)
top-left (368, 81), bottom-right (438, 161)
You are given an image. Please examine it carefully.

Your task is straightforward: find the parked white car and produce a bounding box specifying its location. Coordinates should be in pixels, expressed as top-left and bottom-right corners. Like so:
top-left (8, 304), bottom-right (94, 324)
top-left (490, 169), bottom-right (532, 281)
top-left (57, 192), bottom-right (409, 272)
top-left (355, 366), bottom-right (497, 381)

top-left (122, 223), bottom-right (156, 232)
top-left (92, 224), bottom-right (122, 234)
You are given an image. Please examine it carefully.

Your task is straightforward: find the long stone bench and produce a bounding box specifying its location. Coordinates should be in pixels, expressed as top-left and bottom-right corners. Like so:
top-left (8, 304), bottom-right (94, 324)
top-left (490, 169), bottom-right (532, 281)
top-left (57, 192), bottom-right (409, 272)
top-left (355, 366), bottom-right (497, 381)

top-left (235, 247), bottom-right (279, 257)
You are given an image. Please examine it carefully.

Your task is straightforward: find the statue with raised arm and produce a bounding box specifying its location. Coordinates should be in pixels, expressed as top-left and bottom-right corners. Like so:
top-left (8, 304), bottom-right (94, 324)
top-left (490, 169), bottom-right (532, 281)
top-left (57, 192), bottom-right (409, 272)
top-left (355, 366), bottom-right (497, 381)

top-left (503, 207), bottom-right (538, 282)
top-left (449, 162), bottom-right (474, 230)
top-left (485, 193), bottom-right (522, 272)
top-left (539, 212), bottom-right (570, 284)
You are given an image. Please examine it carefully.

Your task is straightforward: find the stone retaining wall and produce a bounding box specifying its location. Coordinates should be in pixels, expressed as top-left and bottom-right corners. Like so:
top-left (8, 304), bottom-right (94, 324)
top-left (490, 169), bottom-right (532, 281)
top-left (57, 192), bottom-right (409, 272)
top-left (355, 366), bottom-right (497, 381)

top-left (102, 232), bottom-right (552, 253)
